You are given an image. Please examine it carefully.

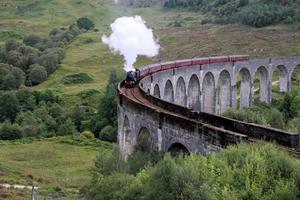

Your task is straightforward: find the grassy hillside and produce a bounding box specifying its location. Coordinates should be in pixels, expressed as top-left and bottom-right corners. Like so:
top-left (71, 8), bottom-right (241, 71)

top-left (2, 0), bottom-right (300, 95)
top-left (0, 136), bottom-right (114, 199)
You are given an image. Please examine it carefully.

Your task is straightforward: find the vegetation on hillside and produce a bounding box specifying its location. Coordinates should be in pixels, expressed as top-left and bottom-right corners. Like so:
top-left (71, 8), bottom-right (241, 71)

top-left (0, 136), bottom-right (113, 199)
top-left (163, 0), bottom-right (300, 27)
top-left (84, 143), bottom-right (300, 200)
top-left (0, 17), bottom-right (97, 89)
top-left (222, 89), bottom-right (300, 133)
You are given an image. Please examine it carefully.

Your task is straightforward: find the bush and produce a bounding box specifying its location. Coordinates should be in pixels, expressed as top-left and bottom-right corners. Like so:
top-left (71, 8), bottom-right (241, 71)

top-left (27, 64), bottom-right (48, 85)
top-left (99, 125), bottom-right (116, 142)
top-left (38, 52), bottom-right (60, 74)
top-left (81, 131), bottom-right (94, 138)
top-left (57, 118), bottom-right (78, 136)
top-left (269, 109), bottom-right (284, 129)
top-left (62, 73), bottom-right (94, 85)
top-left (86, 143), bottom-right (300, 200)
top-left (0, 121), bottom-right (23, 140)
top-left (0, 92), bottom-right (20, 122)
top-left (23, 34), bottom-right (42, 47)
top-left (16, 111), bottom-right (46, 137)
top-left (222, 108), bottom-right (267, 125)
top-left (77, 17), bottom-right (95, 30)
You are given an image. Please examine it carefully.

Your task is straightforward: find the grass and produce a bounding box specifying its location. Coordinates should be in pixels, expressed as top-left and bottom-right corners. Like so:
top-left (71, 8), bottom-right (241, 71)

top-left (0, 136), bottom-right (114, 199)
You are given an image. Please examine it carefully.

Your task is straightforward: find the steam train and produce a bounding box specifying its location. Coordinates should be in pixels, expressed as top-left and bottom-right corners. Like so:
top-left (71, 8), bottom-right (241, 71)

top-left (124, 55), bottom-right (250, 88)
top-left (124, 70), bottom-right (140, 88)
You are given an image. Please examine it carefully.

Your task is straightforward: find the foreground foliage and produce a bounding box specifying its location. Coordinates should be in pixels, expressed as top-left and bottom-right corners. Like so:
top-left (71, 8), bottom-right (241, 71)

top-left (85, 143), bottom-right (300, 200)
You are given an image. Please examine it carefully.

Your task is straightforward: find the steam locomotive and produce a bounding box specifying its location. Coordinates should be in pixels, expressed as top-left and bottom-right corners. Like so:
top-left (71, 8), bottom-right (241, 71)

top-left (124, 70), bottom-right (140, 88)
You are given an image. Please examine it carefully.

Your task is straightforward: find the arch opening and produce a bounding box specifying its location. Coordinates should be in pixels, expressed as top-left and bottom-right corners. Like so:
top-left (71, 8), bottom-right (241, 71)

top-left (187, 74), bottom-right (201, 111)
top-left (168, 143), bottom-right (190, 157)
top-left (136, 127), bottom-right (152, 152)
top-left (123, 116), bottom-right (132, 155)
top-left (217, 70), bottom-right (231, 114)
top-left (291, 64), bottom-right (300, 91)
top-left (164, 80), bottom-right (174, 102)
top-left (272, 65), bottom-right (288, 95)
top-left (238, 68), bottom-right (252, 109)
top-left (253, 66), bottom-right (269, 103)
top-left (202, 72), bottom-right (216, 113)
top-left (153, 84), bottom-right (160, 98)
top-left (175, 77), bottom-right (187, 106)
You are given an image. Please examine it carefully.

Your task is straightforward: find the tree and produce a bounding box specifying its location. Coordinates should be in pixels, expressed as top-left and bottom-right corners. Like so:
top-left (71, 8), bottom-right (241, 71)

top-left (16, 111), bottom-right (46, 137)
top-left (5, 40), bottom-right (22, 52)
top-left (38, 51), bottom-right (60, 74)
top-left (0, 92), bottom-right (20, 122)
top-left (6, 50), bottom-right (26, 69)
top-left (57, 118), bottom-right (78, 136)
top-left (94, 70), bottom-right (121, 135)
top-left (0, 65), bottom-right (25, 90)
top-left (77, 17), bottom-right (95, 30)
top-left (23, 34), bottom-right (42, 47)
top-left (0, 121), bottom-right (23, 140)
top-left (27, 64), bottom-right (48, 85)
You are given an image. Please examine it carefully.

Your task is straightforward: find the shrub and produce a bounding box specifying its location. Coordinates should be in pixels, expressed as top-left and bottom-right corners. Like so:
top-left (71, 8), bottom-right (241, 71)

top-left (27, 64), bottom-right (48, 85)
top-left (287, 117), bottom-right (300, 133)
top-left (38, 52), bottom-right (60, 74)
top-left (81, 131), bottom-right (94, 138)
top-left (77, 17), bottom-right (95, 30)
top-left (57, 118), bottom-right (78, 136)
top-left (15, 111), bottom-right (46, 137)
top-left (0, 92), bottom-right (20, 122)
top-left (0, 121), bottom-right (23, 140)
top-left (269, 109), bottom-right (284, 129)
top-left (99, 125), bottom-right (116, 142)
top-left (23, 34), bottom-right (42, 47)
top-left (62, 73), bottom-right (94, 85)
top-left (222, 108), bottom-right (267, 125)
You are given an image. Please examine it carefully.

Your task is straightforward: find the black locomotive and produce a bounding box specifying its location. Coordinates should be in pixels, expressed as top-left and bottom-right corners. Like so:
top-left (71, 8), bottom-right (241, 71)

top-left (124, 70), bottom-right (139, 88)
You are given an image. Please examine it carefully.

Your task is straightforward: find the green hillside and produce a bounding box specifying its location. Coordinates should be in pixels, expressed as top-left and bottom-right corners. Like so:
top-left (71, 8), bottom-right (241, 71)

top-left (0, 136), bottom-right (114, 199)
top-left (2, 0), bottom-right (300, 94)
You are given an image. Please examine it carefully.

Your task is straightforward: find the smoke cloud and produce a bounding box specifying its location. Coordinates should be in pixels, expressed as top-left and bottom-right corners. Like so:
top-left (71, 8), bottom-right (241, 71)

top-left (102, 16), bottom-right (160, 72)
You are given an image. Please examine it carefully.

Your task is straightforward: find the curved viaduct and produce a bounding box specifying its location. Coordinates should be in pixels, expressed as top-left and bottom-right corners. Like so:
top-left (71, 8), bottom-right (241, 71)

top-left (118, 55), bottom-right (300, 157)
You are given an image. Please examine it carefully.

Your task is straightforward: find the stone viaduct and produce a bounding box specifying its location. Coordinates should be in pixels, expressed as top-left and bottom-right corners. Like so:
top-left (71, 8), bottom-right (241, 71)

top-left (118, 55), bottom-right (300, 158)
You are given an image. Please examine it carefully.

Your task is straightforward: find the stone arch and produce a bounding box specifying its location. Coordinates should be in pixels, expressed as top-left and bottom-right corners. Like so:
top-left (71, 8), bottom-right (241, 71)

top-left (136, 127), bottom-right (152, 152)
top-left (187, 74), bottom-right (201, 111)
top-left (217, 70), bottom-right (231, 113)
top-left (153, 84), bottom-right (160, 98)
top-left (291, 64), bottom-right (300, 90)
top-left (202, 72), bottom-right (216, 113)
top-left (272, 65), bottom-right (288, 93)
top-left (254, 66), bottom-right (269, 103)
top-left (238, 68), bottom-right (252, 109)
top-left (164, 80), bottom-right (174, 102)
top-left (123, 116), bottom-right (133, 155)
top-left (168, 143), bottom-right (190, 157)
top-left (175, 77), bottom-right (187, 106)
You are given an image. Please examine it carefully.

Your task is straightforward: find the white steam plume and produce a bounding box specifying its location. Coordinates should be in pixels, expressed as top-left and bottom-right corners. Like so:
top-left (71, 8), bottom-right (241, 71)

top-left (113, 0), bottom-right (118, 4)
top-left (102, 16), bottom-right (160, 72)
